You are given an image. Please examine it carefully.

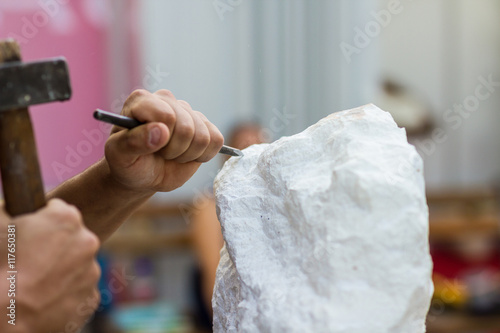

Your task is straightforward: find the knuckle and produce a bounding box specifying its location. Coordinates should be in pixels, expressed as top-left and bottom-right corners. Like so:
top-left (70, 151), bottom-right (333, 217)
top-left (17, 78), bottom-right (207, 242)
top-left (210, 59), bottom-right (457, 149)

top-left (196, 128), bottom-right (224, 163)
top-left (155, 89), bottom-right (174, 98)
top-left (89, 261), bottom-right (102, 283)
top-left (93, 288), bottom-right (101, 307)
top-left (58, 204), bottom-right (83, 228)
top-left (130, 89), bottom-right (149, 99)
top-left (195, 155), bottom-right (211, 163)
top-left (175, 123), bottom-right (195, 140)
top-left (162, 107), bottom-right (176, 125)
top-left (122, 89), bottom-right (151, 114)
top-left (194, 131), bottom-right (211, 149)
top-left (212, 130), bottom-right (225, 148)
top-left (124, 89), bottom-right (150, 111)
top-left (178, 100), bottom-right (192, 110)
top-left (82, 229), bottom-right (101, 253)
top-left (193, 110), bottom-right (208, 120)
top-left (46, 198), bottom-right (66, 211)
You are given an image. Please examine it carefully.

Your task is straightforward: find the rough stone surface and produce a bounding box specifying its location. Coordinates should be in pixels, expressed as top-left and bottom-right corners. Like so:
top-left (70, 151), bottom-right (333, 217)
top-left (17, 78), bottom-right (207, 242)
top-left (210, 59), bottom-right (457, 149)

top-left (212, 104), bottom-right (433, 333)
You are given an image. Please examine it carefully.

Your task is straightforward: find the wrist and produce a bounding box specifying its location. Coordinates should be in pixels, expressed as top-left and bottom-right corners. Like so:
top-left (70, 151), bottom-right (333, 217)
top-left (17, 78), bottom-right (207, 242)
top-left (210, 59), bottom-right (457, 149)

top-left (97, 158), bottom-right (155, 202)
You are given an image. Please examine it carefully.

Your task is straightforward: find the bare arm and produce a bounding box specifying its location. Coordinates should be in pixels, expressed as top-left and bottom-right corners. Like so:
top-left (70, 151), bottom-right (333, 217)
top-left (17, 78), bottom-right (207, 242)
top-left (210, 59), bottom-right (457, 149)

top-left (47, 159), bottom-right (152, 241)
top-left (50, 89), bottom-right (223, 242)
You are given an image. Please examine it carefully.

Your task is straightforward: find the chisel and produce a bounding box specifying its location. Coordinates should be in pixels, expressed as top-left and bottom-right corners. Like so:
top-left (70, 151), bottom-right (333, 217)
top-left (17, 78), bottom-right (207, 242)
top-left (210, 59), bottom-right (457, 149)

top-left (93, 109), bottom-right (244, 157)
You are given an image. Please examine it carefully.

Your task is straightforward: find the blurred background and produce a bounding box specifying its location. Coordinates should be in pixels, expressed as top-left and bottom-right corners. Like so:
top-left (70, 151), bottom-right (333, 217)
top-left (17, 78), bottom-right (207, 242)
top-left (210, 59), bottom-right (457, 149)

top-left (1, 0), bottom-right (500, 332)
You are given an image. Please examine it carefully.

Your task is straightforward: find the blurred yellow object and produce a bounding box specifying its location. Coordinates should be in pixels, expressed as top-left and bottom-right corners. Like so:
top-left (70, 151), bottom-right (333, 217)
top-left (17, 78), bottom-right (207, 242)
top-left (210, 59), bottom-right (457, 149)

top-left (432, 273), bottom-right (469, 308)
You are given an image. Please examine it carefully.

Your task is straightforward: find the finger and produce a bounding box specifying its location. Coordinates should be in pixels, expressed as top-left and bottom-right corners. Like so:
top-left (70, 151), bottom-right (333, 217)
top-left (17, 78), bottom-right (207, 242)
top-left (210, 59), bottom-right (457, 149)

top-left (45, 199), bottom-right (82, 219)
top-left (155, 101), bottom-right (196, 160)
top-left (40, 199), bottom-right (83, 231)
top-left (66, 258), bottom-right (100, 297)
top-left (90, 287), bottom-right (101, 309)
top-left (75, 259), bottom-right (102, 286)
top-left (74, 285), bottom-right (101, 322)
top-left (154, 88), bottom-right (177, 100)
top-left (195, 112), bottom-right (225, 162)
top-left (80, 228), bottom-right (101, 255)
top-left (115, 89), bottom-right (177, 135)
top-left (89, 261), bottom-right (102, 285)
top-left (105, 122), bottom-right (170, 168)
top-left (176, 99), bottom-right (193, 110)
top-left (174, 108), bottom-right (211, 163)
top-left (176, 101), bottom-right (223, 162)
top-left (153, 94), bottom-right (197, 160)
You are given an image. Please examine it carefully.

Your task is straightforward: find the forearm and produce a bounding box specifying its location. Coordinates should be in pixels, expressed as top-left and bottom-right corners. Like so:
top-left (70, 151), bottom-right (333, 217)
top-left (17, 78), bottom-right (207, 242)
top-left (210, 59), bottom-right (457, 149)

top-left (49, 89), bottom-right (223, 241)
top-left (48, 158), bottom-right (154, 241)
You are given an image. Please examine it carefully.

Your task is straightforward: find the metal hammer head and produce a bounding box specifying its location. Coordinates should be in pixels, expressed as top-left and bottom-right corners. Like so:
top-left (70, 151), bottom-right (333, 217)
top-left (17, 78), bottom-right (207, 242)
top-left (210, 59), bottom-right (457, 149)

top-left (0, 57), bottom-right (72, 111)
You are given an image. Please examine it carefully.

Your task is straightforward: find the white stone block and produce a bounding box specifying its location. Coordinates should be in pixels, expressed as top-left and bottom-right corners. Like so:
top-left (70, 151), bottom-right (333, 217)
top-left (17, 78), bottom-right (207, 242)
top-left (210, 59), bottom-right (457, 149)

top-left (213, 104), bottom-right (433, 333)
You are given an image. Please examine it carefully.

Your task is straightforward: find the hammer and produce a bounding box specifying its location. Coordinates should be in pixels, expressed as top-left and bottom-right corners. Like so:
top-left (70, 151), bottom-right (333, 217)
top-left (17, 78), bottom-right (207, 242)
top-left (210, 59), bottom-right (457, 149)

top-left (0, 39), bottom-right (71, 216)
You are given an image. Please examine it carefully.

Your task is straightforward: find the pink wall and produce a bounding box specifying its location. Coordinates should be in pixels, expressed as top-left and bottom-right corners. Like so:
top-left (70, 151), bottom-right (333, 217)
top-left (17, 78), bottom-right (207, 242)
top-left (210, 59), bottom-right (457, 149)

top-left (1, 0), bottom-right (111, 188)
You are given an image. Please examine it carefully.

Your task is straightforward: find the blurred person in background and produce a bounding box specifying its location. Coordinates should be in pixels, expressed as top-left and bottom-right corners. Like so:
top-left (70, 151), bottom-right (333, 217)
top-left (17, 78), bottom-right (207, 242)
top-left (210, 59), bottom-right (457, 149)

top-left (189, 122), bottom-right (268, 330)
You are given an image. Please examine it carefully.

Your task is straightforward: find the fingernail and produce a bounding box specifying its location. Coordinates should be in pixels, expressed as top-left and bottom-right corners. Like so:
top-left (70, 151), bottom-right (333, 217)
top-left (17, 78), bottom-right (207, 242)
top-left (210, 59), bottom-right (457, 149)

top-left (149, 126), bottom-right (161, 146)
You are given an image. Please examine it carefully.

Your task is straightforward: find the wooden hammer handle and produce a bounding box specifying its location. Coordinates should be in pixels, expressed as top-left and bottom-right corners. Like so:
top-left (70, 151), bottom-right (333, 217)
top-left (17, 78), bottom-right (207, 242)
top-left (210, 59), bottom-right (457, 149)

top-left (0, 40), bottom-right (46, 216)
top-left (0, 109), bottom-right (46, 215)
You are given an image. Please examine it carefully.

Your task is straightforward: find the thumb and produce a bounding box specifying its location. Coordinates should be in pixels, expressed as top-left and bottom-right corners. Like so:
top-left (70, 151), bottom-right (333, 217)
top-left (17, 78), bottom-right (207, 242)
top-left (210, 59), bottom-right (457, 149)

top-left (105, 122), bottom-right (170, 167)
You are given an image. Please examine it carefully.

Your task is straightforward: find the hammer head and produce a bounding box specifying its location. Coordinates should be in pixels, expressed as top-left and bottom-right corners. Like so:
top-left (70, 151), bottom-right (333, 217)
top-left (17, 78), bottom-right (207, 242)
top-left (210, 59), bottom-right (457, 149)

top-left (0, 57), bottom-right (72, 111)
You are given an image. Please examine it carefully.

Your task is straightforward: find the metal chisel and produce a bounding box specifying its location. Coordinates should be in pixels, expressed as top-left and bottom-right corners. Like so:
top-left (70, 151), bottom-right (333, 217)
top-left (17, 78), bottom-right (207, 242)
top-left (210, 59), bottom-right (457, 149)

top-left (93, 109), bottom-right (244, 157)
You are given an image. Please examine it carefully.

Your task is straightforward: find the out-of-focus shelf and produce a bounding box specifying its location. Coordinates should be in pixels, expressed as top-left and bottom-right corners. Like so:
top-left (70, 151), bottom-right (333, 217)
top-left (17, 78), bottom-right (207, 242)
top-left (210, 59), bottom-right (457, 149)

top-left (101, 201), bottom-right (194, 254)
top-left (130, 201), bottom-right (193, 219)
top-left (426, 312), bottom-right (500, 333)
top-left (429, 214), bottom-right (500, 241)
top-left (427, 188), bottom-right (500, 332)
top-left (427, 188), bottom-right (498, 203)
top-left (102, 233), bottom-right (191, 254)
top-left (427, 188), bottom-right (500, 242)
